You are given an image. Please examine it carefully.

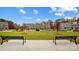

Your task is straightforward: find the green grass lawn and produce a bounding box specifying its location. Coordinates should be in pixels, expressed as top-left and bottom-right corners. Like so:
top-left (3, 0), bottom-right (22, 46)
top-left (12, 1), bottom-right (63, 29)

top-left (0, 31), bottom-right (79, 43)
top-left (26, 30), bottom-right (54, 40)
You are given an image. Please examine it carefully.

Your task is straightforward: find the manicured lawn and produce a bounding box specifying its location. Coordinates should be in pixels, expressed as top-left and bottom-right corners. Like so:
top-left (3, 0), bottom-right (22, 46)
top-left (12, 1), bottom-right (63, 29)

top-left (0, 31), bottom-right (79, 43)
top-left (26, 30), bottom-right (54, 40)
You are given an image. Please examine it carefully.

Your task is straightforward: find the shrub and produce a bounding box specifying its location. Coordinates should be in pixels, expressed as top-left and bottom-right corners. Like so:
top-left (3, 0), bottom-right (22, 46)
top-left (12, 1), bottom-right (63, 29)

top-left (36, 28), bottom-right (40, 31)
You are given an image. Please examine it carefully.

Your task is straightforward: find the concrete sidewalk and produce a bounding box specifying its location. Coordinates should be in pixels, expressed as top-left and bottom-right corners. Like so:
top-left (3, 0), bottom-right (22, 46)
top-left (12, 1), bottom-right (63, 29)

top-left (0, 40), bottom-right (79, 51)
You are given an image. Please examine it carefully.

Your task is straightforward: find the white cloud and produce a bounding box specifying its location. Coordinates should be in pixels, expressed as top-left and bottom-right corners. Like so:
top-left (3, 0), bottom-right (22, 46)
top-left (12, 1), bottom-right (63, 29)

top-left (49, 7), bottom-right (57, 13)
top-left (37, 18), bottom-right (41, 21)
top-left (36, 18), bottom-right (42, 23)
top-left (61, 7), bottom-right (78, 13)
top-left (19, 9), bottom-right (26, 14)
top-left (55, 12), bottom-right (63, 16)
top-left (37, 18), bottom-right (49, 22)
top-left (50, 7), bottom-right (78, 16)
top-left (33, 9), bottom-right (39, 14)
top-left (50, 7), bottom-right (64, 16)
top-left (50, 7), bottom-right (57, 11)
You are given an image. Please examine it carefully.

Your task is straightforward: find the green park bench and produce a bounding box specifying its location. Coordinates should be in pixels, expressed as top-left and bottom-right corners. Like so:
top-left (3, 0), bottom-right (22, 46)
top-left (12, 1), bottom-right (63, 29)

top-left (53, 35), bottom-right (77, 45)
top-left (0, 32), bottom-right (27, 45)
top-left (53, 32), bottom-right (78, 45)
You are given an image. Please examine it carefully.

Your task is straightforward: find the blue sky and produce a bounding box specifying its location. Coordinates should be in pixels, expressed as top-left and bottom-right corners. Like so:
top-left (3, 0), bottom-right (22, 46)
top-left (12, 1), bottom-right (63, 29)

top-left (0, 7), bottom-right (79, 25)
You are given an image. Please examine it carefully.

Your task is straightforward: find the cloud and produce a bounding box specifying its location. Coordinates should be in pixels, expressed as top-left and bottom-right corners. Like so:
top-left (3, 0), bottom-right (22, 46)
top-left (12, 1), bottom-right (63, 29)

top-left (50, 7), bottom-right (78, 16)
top-left (50, 7), bottom-right (57, 11)
top-left (36, 18), bottom-right (49, 22)
top-left (55, 12), bottom-right (63, 16)
top-left (50, 7), bottom-right (64, 16)
top-left (61, 7), bottom-right (78, 13)
top-left (33, 9), bottom-right (39, 14)
top-left (49, 7), bottom-right (57, 13)
top-left (19, 9), bottom-right (26, 14)
top-left (36, 18), bottom-right (41, 23)
top-left (36, 18), bottom-right (41, 22)
top-left (37, 18), bottom-right (41, 21)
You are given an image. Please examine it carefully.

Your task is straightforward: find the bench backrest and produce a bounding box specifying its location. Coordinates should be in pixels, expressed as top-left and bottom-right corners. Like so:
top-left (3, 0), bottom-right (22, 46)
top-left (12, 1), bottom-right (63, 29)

top-left (1, 36), bottom-right (24, 40)
top-left (55, 36), bottom-right (77, 40)
top-left (0, 32), bottom-right (27, 36)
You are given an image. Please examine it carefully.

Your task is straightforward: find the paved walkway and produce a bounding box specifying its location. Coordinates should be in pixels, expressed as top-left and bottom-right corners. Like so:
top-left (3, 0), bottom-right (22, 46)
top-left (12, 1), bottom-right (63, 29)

top-left (0, 40), bottom-right (79, 51)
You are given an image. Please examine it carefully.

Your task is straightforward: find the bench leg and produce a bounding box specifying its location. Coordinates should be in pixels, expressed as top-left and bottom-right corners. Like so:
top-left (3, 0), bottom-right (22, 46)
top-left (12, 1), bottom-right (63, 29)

top-left (6, 40), bottom-right (8, 42)
top-left (23, 37), bottom-right (26, 43)
top-left (1, 39), bottom-right (3, 45)
top-left (24, 39), bottom-right (26, 43)
top-left (75, 40), bottom-right (77, 45)
top-left (55, 39), bottom-right (56, 45)
top-left (23, 37), bottom-right (26, 45)
top-left (23, 39), bottom-right (24, 45)
top-left (53, 36), bottom-right (56, 45)
top-left (24, 37), bottom-right (26, 43)
top-left (70, 40), bottom-right (72, 43)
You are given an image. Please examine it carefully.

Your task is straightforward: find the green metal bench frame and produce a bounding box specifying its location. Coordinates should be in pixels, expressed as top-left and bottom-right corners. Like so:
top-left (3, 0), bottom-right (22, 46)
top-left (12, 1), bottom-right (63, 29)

top-left (53, 35), bottom-right (77, 45)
